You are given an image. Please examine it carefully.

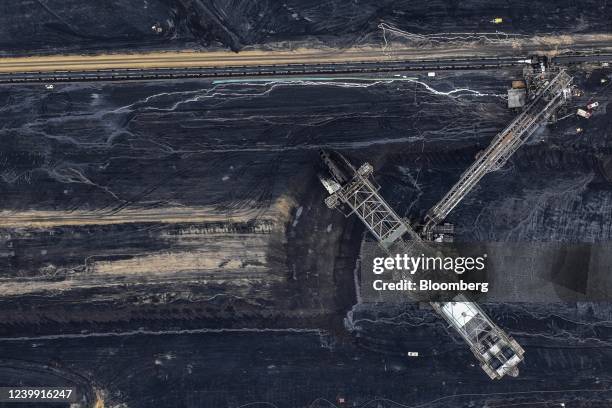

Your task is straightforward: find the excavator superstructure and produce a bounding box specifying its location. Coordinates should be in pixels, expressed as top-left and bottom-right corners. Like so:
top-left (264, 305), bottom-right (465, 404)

top-left (319, 150), bottom-right (524, 379)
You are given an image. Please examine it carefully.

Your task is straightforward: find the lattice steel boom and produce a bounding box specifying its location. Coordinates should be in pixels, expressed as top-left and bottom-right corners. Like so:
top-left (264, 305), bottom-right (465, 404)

top-left (424, 70), bottom-right (573, 233)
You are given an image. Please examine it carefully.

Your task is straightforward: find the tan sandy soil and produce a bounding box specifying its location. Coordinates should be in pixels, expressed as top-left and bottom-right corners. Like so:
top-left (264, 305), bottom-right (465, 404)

top-left (0, 33), bottom-right (610, 73)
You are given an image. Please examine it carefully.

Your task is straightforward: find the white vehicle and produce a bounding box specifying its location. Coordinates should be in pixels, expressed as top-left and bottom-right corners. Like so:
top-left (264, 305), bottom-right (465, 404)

top-left (577, 108), bottom-right (591, 119)
top-left (587, 101), bottom-right (599, 110)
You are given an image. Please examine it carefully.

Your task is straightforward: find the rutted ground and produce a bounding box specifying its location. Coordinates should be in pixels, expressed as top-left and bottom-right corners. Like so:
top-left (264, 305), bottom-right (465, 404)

top-left (1, 0), bottom-right (611, 55)
top-left (0, 68), bottom-right (610, 333)
top-left (0, 66), bottom-right (610, 406)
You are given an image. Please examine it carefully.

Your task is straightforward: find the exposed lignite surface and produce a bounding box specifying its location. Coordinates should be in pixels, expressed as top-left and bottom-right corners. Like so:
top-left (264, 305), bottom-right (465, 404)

top-left (0, 47), bottom-right (611, 408)
top-left (0, 0), bottom-right (611, 54)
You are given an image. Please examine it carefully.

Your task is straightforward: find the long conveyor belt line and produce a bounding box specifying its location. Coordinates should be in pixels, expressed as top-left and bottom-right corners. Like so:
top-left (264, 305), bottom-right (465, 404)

top-left (0, 53), bottom-right (607, 84)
